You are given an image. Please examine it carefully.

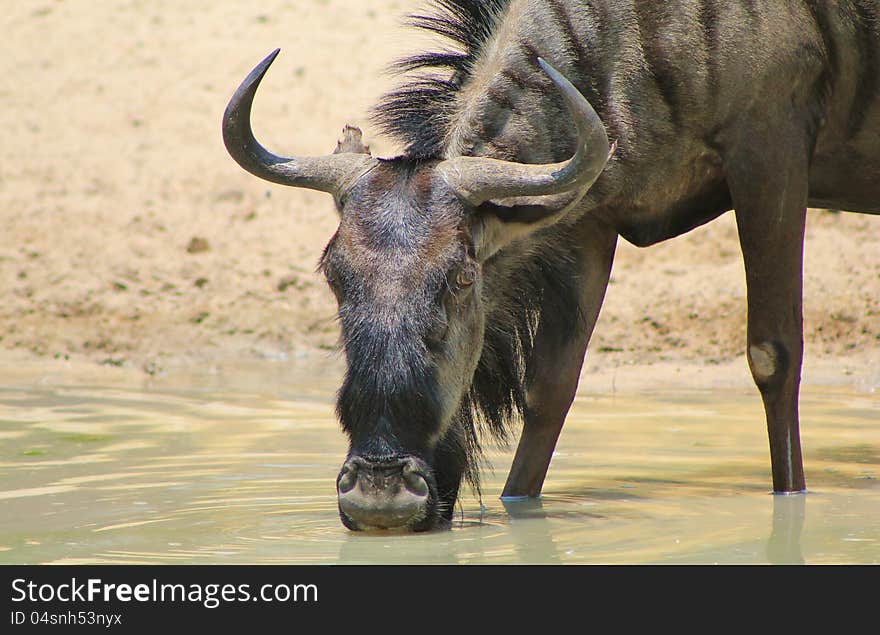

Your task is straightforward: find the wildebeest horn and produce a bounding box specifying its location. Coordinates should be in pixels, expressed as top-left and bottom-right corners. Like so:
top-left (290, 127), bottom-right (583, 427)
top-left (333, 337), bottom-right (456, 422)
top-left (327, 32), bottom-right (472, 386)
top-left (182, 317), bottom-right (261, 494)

top-left (438, 58), bottom-right (614, 207)
top-left (223, 49), bottom-right (376, 195)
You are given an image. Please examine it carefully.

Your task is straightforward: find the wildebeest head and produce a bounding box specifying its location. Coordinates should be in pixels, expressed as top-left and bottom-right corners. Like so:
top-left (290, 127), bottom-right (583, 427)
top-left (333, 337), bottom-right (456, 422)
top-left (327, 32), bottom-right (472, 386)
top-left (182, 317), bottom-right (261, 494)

top-left (223, 49), bottom-right (612, 531)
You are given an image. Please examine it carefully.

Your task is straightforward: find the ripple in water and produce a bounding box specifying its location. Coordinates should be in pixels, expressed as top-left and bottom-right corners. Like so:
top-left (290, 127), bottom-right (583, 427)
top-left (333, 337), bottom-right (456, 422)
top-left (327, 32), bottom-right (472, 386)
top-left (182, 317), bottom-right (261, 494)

top-left (0, 375), bottom-right (877, 564)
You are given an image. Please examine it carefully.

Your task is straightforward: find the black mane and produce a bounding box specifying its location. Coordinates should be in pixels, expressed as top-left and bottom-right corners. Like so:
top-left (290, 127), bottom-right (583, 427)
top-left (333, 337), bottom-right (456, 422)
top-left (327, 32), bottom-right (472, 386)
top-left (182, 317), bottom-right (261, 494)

top-left (372, 0), bottom-right (513, 159)
top-left (459, 236), bottom-right (584, 491)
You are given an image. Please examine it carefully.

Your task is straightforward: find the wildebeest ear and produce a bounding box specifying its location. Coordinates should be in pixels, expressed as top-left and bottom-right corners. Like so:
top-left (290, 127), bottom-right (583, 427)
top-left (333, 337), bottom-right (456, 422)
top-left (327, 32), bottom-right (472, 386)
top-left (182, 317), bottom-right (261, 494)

top-left (469, 138), bottom-right (617, 260)
top-left (334, 125), bottom-right (371, 156)
top-left (331, 125), bottom-right (371, 212)
top-left (471, 195), bottom-right (579, 261)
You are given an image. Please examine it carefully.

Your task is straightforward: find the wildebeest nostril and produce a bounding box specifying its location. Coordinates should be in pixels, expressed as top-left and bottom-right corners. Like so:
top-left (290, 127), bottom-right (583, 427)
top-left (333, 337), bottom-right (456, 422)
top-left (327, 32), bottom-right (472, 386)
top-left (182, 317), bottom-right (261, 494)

top-left (337, 462), bottom-right (359, 494)
top-left (337, 471), bottom-right (357, 495)
top-left (402, 461), bottom-right (429, 496)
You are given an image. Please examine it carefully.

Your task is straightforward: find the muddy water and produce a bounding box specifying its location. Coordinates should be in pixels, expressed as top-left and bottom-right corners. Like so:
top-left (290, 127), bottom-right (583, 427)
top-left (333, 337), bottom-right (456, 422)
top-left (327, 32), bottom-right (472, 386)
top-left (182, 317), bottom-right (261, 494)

top-left (0, 361), bottom-right (877, 564)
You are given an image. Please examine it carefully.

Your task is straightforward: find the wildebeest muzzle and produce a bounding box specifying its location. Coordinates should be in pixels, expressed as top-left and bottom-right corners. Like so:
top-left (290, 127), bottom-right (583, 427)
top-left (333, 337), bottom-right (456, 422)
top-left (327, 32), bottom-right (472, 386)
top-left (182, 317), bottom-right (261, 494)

top-left (336, 455), bottom-right (435, 531)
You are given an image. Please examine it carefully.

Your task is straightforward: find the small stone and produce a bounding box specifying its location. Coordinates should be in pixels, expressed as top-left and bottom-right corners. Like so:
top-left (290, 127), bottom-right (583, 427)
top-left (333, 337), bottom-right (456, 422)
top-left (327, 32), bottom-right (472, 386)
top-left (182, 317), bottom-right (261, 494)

top-left (186, 237), bottom-right (210, 254)
top-left (277, 274), bottom-right (300, 292)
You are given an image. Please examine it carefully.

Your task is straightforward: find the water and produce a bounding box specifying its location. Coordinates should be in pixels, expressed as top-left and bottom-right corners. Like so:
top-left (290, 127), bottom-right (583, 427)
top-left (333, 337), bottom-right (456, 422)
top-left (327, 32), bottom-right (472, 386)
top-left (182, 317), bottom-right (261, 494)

top-left (0, 361), bottom-right (877, 564)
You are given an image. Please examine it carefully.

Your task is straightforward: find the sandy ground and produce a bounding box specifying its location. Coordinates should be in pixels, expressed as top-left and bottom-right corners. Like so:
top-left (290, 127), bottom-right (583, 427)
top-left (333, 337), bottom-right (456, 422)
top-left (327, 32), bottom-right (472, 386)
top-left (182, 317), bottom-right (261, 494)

top-left (2, 0), bottom-right (878, 393)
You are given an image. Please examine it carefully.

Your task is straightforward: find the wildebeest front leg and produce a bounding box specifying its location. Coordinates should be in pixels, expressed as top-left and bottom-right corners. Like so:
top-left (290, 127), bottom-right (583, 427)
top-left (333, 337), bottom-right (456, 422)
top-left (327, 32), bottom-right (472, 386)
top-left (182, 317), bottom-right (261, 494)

top-left (728, 137), bottom-right (810, 493)
top-left (502, 217), bottom-right (617, 498)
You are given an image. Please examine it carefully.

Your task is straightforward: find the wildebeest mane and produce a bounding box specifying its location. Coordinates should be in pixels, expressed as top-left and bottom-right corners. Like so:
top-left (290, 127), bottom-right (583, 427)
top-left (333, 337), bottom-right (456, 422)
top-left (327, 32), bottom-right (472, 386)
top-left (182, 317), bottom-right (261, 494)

top-left (372, 0), bottom-right (514, 159)
top-left (458, 231), bottom-right (584, 492)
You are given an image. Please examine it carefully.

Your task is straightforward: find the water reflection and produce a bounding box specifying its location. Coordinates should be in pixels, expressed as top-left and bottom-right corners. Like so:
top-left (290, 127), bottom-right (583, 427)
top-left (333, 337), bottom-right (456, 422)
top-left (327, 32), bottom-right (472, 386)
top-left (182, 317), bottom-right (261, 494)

top-left (501, 498), bottom-right (563, 563)
top-left (767, 494), bottom-right (806, 565)
top-left (0, 362), bottom-right (876, 564)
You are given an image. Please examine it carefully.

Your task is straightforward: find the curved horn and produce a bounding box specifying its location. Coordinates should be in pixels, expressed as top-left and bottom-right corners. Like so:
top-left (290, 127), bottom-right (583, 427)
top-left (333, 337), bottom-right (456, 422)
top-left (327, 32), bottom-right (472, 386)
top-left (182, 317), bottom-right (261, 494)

top-left (223, 49), bottom-right (375, 194)
top-left (438, 58), bottom-right (614, 206)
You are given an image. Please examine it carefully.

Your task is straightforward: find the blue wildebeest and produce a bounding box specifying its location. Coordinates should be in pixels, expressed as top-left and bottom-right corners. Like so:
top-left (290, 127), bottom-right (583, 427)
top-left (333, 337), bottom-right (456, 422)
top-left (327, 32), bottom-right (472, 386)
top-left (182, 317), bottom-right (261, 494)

top-left (223, 0), bottom-right (880, 531)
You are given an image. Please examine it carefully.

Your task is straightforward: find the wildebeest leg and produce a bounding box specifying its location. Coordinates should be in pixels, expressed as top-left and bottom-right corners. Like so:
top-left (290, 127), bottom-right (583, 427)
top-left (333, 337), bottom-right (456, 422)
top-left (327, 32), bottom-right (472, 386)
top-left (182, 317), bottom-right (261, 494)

top-left (728, 140), bottom-right (809, 493)
top-left (501, 217), bottom-right (617, 498)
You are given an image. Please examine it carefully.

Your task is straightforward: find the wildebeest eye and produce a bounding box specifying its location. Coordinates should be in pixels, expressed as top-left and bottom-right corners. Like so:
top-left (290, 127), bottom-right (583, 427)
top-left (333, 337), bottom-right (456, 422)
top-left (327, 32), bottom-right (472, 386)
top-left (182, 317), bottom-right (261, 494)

top-left (456, 265), bottom-right (476, 288)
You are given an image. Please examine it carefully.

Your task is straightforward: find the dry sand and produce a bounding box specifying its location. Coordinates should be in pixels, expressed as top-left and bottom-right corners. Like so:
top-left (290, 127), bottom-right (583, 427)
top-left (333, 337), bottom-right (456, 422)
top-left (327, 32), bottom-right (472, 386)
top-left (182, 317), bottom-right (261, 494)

top-left (2, 0), bottom-right (878, 393)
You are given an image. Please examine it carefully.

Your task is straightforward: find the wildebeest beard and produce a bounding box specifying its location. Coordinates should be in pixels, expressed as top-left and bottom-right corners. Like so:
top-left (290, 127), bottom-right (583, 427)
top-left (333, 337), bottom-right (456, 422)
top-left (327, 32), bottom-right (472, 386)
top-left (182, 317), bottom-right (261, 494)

top-left (334, 313), bottom-right (478, 520)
